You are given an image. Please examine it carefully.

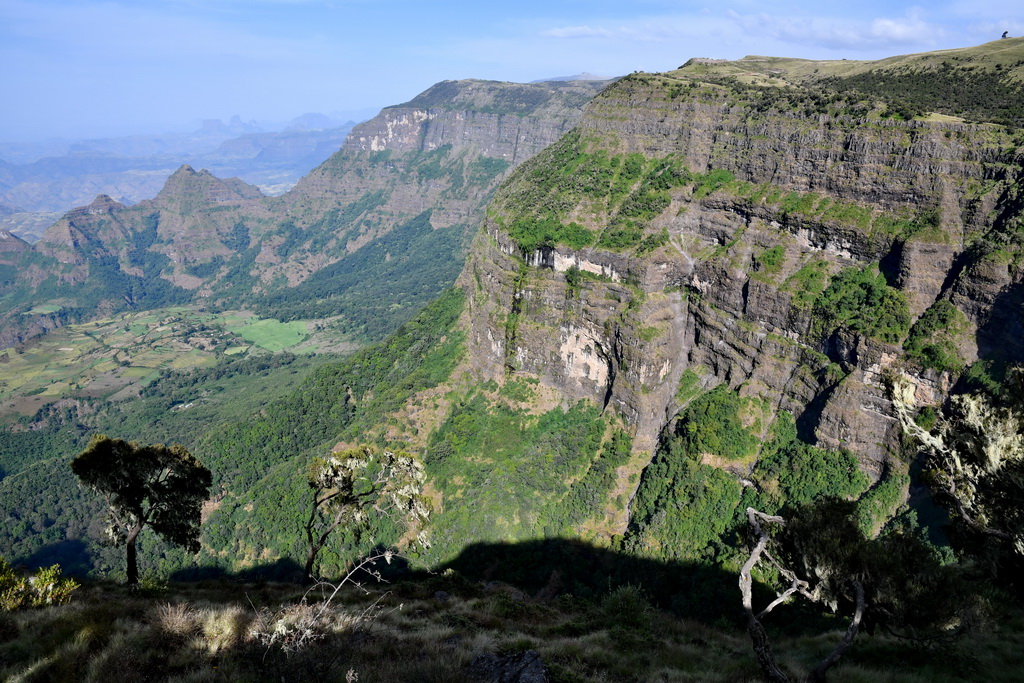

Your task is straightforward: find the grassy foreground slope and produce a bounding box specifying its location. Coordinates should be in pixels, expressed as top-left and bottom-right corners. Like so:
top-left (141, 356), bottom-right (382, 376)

top-left (2, 576), bottom-right (1023, 682)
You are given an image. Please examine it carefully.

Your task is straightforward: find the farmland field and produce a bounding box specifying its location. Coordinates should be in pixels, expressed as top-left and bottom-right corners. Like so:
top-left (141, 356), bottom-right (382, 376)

top-left (0, 307), bottom-right (356, 417)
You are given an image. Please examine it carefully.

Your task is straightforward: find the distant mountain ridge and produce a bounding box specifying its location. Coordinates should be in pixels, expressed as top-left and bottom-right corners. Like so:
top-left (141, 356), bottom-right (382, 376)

top-left (0, 121), bottom-right (359, 218)
top-left (0, 77), bottom-right (611, 348)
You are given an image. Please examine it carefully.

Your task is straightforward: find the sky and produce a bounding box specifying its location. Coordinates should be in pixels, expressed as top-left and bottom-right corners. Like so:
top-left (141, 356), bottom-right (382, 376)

top-left (1, 0), bottom-right (1022, 142)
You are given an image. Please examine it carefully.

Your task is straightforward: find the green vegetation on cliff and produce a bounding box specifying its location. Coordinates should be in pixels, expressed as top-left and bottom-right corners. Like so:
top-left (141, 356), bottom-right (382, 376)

top-left (812, 265), bottom-right (911, 343)
top-left (493, 130), bottom-right (695, 252)
top-left (904, 300), bottom-right (969, 372)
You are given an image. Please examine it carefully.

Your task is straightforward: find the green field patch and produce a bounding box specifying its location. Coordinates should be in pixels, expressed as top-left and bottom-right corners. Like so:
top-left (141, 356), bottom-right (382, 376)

top-left (89, 359), bottom-right (120, 373)
top-left (40, 382), bottom-right (70, 396)
top-left (0, 306), bottom-right (339, 417)
top-left (169, 350), bottom-right (215, 370)
top-left (22, 304), bottom-right (62, 315)
top-left (225, 317), bottom-right (309, 352)
top-left (140, 369), bottom-right (163, 385)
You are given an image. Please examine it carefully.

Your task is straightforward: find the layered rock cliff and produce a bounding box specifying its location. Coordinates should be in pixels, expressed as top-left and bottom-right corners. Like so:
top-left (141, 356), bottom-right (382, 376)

top-left (459, 40), bottom-right (1024, 483)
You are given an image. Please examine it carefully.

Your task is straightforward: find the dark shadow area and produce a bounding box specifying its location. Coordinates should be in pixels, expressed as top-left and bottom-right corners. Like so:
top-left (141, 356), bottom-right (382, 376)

top-left (973, 279), bottom-right (1024, 373)
top-left (13, 539), bottom-right (93, 576)
top-left (155, 538), bottom-right (792, 627)
top-left (795, 375), bottom-right (842, 444)
top-left (168, 549), bottom-right (415, 586)
top-left (437, 537), bottom-right (754, 626)
top-left (878, 239), bottom-right (903, 287)
top-left (169, 557), bottom-right (306, 584)
top-left (907, 458), bottom-right (953, 549)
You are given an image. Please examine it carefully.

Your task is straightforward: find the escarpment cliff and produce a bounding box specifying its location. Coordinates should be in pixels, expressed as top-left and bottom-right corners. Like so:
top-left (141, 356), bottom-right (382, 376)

top-left (277, 78), bottom-right (608, 243)
top-left (461, 41), bottom-right (1024, 487)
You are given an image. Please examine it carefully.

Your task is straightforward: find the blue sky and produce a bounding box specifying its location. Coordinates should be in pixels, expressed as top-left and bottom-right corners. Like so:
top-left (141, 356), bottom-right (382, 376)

top-left (1, 0), bottom-right (1021, 142)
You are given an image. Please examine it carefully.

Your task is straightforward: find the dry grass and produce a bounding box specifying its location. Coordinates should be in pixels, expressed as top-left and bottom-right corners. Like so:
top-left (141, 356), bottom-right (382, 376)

top-left (1, 577), bottom-right (1023, 682)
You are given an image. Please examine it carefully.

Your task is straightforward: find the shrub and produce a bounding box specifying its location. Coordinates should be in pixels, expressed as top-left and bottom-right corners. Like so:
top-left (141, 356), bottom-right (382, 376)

top-left (783, 259), bottom-right (830, 308)
top-left (904, 300), bottom-right (967, 373)
top-left (754, 245), bottom-right (785, 273)
top-left (812, 265), bottom-right (910, 343)
top-left (0, 557), bottom-right (79, 610)
top-left (674, 384), bottom-right (758, 461)
top-left (602, 584), bottom-right (652, 631)
top-left (507, 216), bottom-right (596, 252)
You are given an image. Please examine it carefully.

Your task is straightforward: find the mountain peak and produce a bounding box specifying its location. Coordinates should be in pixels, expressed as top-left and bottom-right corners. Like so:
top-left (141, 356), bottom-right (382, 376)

top-left (0, 228), bottom-right (28, 244)
top-left (62, 194), bottom-right (125, 220)
top-left (0, 228), bottom-right (29, 265)
top-left (154, 165), bottom-right (262, 211)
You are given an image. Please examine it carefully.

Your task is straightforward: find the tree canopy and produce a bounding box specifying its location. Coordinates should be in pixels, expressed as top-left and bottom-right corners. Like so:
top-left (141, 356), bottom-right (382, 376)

top-left (893, 369), bottom-right (1024, 585)
top-left (303, 446), bottom-right (428, 581)
top-left (740, 499), bottom-right (971, 682)
top-left (70, 435), bottom-right (212, 585)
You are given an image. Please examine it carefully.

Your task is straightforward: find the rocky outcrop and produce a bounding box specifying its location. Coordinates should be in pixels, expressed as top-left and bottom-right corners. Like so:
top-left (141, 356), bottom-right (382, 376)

top-left (153, 165), bottom-right (264, 210)
top-left (468, 649), bottom-right (549, 683)
top-left (0, 229), bottom-right (29, 265)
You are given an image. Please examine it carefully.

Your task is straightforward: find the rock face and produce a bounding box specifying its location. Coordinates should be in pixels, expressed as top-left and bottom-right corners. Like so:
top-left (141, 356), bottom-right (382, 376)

top-left (281, 78), bottom-right (608, 240)
top-left (461, 46), bottom-right (1024, 477)
top-left (0, 229), bottom-right (29, 265)
top-left (468, 650), bottom-right (549, 683)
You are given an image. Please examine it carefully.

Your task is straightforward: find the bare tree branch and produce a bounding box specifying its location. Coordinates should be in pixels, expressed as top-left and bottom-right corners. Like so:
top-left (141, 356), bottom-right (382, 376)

top-left (740, 507), bottom-right (870, 683)
top-left (808, 580), bottom-right (865, 683)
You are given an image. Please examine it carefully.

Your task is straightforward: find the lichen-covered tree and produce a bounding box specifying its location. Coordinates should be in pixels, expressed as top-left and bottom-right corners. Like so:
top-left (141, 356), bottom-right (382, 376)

top-left (70, 435), bottom-right (212, 586)
top-left (303, 446), bottom-right (428, 581)
top-left (740, 499), bottom-right (968, 682)
top-left (892, 369), bottom-right (1024, 580)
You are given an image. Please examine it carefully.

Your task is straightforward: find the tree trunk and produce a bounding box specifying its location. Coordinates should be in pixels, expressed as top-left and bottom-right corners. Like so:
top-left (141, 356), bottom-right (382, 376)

top-left (748, 616), bottom-right (791, 683)
top-left (303, 544), bottom-right (319, 584)
top-left (126, 525), bottom-right (142, 586)
top-left (807, 581), bottom-right (866, 683)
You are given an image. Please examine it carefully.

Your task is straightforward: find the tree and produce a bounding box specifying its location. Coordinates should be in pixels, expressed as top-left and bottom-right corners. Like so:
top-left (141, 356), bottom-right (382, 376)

top-left (303, 446), bottom-right (428, 581)
top-left (892, 370), bottom-right (1024, 582)
top-left (740, 499), bottom-right (967, 682)
top-left (71, 435), bottom-right (212, 586)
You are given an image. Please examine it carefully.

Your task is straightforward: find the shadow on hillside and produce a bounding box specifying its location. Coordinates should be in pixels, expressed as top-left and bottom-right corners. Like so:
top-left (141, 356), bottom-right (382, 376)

top-left (14, 539), bottom-right (93, 576)
top-left (161, 538), bottom-right (803, 627)
top-left (164, 538), bottom-right (752, 623)
top-left (168, 557), bottom-right (307, 584)
top-left (436, 537), bottom-right (746, 624)
top-left (973, 279), bottom-right (1024, 371)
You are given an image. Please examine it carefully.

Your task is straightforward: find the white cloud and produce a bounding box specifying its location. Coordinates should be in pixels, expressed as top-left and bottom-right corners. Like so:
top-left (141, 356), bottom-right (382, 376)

top-left (538, 15), bottom-right (734, 45)
top-left (541, 25), bottom-right (613, 39)
top-left (727, 8), bottom-right (947, 51)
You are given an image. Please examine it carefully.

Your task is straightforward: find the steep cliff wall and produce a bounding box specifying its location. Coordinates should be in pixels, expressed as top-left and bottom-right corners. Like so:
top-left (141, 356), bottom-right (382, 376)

top-left (463, 48), bottom-right (1024, 483)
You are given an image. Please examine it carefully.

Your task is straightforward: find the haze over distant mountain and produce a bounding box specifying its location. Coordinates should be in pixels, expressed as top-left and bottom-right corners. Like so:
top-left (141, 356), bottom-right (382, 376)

top-left (0, 111), bottom-right (376, 242)
top-left (0, 77), bottom-right (611, 349)
top-left (531, 72), bottom-right (610, 83)
top-left (0, 112), bottom-right (366, 218)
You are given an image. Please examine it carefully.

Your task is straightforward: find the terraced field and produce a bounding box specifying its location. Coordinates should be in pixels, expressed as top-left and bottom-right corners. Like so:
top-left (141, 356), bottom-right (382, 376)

top-left (0, 308), bottom-right (355, 417)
